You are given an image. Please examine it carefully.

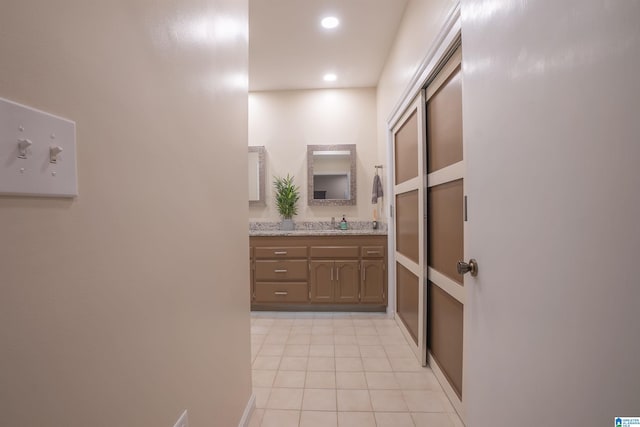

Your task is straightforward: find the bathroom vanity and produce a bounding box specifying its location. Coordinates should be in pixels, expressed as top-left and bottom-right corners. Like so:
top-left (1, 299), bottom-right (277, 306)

top-left (249, 225), bottom-right (387, 311)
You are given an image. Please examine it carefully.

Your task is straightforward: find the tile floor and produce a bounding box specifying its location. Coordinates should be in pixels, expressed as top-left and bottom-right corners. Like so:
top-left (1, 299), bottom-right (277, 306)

top-left (248, 312), bottom-right (464, 427)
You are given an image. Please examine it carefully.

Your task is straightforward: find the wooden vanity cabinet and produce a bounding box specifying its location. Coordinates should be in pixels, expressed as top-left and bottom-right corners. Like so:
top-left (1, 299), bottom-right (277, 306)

top-left (250, 235), bottom-right (387, 311)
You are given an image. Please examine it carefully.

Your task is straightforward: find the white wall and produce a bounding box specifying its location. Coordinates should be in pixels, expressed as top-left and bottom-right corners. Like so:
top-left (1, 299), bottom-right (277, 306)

top-left (249, 88), bottom-right (379, 222)
top-left (376, 0), bottom-right (458, 222)
top-left (0, 1), bottom-right (251, 426)
top-left (462, 0), bottom-right (640, 426)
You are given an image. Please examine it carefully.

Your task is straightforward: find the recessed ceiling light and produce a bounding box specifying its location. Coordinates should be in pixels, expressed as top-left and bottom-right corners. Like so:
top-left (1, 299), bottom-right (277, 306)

top-left (323, 73), bottom-right (337, 82)
top-left (321, 16), bottom-right (339, 29)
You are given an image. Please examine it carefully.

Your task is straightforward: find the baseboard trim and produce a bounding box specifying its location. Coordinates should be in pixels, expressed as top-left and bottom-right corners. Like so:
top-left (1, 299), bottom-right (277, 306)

top-left (238, 393), bottom-right (256, 427)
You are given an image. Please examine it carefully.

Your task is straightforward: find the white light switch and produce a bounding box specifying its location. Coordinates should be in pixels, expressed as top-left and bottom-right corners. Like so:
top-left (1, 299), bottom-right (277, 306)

top-left (0, 97), bottom-right (78, 197)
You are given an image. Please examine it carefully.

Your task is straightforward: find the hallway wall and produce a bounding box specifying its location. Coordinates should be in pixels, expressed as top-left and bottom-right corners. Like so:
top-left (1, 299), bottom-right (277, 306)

top-left (0, 1), bottom-right (251, 426)
top-left (376, 0), bottom-right (458, 222)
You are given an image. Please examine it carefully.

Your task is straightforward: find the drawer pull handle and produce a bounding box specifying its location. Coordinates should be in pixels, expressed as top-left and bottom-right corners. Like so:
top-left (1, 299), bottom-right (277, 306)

top-left (274, 291), bottom-right (288, 296)
top-left (367, 251), bottom-right (380, 254)
top-left (274, 269), bottom-right (288, 273)
top-left (274, 251), bottom-right (287, 255)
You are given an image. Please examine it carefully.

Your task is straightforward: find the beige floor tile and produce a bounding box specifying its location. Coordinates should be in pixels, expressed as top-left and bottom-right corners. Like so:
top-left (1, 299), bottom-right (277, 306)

top-left (383, 344), bottom-right (415, 359)
top-left (376, 326), bottom-right (402, 335)
top-left (260, 409), bottom-right (300, 427)
top-left (310, 334), bottom-right (334, 344)
top-left (309, 344), bottom-right (334, 357)
top-left (335, 357), bottom-right (363, 372)
top-left (363, 357), bottom-right (392, 372)
top-left (279, 356), bottom-right (308, 371)
top-left (313, 318), bottom-right (333, 325)
top-left (247, 408), bottom-right (264, 427)
top-left (337, 412), bottom-right (376, 427)
top-left (365, 372), bottom-right (400, 390)
top-left (253, 318), bottom-right (275, 326)
top-left (266, 388), bottom-right (304, 410)
top-left (332, 318), bottom-right (354, 326)
top-left (379, 334), bottom-right (409, 345)
top-left (252, 370), bottom-right (277, 388)
top-left (273, 371), bottom-right (306, 388)
top-left (355, 326), bottom-right (378, 335)
top-left (251, 325), bottom-right (270, 335)
top-left (335, 372), bottom-right (367, 389)
top-left (270, 326), bottom-right (292, 334)
top-left (352, 319), bottom-right (374, 326)
top-left (412, 412), bottom-right (454, 427)
top-left (334, 326), bottom-right (356, 335)
top-left (302, 388), bottom-right (337, 411)
top-left (374, 412), bottom-right (415, 427)
top-left (305, 371), bottom-right (336, 389)
top-left (273, 319), bottom-right (295, 326)
top-left (369, 390), bottom-right (409, 412)
top-left (264, 334), bottom-right (289, 345)
top-left (300, 410), bottom-right (338, 427)
top-left (311, 325), bottom-right (334, 335)
top-left (402, 390), bottom-right (448, 412)
top-left (259, 344), bottom-right (285, 357)
top-left (287, 334), bottom-right (311, 345)
top-left (254, 387), bottom-right (271, 409)
top-left (253, 356), bottom-right (281, 370)
top-left (336, 389), bottom-right (372, 411)
top-left (291, 326), bottom-right (312, 335)
top-left (357, 335), bottom-right (381, 345)
top-left (307, 356), bottom-right (336, 371)
top-left (334, 344), bottom-right (360, 357)
top-left (394, 372), bottom-right (440, 390)
top-left (358, 345), bottom-right (386, 358)
top-left (334, 335), bottom-right (358, 345)
top-left (389, 357), bottom-right (423, 372)
top-left (293, 318), bottom-right (314, 326)
top-left (284, 344), bottom-right (310, 357)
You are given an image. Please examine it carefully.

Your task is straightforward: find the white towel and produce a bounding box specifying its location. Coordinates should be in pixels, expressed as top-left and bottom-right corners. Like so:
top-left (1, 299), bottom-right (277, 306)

top-left (372, 174), bottom-right (384, 203)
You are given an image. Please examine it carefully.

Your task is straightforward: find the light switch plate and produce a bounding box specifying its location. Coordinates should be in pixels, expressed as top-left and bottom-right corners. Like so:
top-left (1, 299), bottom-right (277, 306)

top-left (173, 410), bottom-right (188, 427)
top-left (0, 97), bottom-right (78, 197)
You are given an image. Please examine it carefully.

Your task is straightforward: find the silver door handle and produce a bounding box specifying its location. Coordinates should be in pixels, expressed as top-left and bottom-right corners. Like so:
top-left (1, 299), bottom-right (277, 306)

top-left (336, 266), bottom-right (339, 281)
top-left (331, 267), bottom-right (334, 281)
top-left (274, 251), bottom-right (287, 255)
top-left (274, 291), bottom-right (288, 295)
top-left (456, 259), bottom-right (478, 277)
top-left (274, 269), bottom-right (288, 273)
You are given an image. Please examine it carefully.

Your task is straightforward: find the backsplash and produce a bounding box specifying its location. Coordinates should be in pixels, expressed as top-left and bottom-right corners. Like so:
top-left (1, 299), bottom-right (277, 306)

top-left (250, 220), bottom-right (387, 232)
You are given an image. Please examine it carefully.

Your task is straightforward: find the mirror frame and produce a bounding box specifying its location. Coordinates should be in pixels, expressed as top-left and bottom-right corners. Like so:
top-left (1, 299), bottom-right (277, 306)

top-left (249, 146), bottom-right (266, 206)
top-left (307, 144), bottom-right (356, 206)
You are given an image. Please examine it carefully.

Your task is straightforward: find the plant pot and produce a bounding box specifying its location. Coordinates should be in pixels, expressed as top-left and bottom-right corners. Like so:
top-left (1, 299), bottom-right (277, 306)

top-left (281, 218), bottom-right (294, 231)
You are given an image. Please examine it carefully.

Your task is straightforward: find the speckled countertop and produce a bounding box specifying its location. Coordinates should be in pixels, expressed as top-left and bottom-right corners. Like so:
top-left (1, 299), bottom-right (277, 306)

top-left (249, 221), bottom-right (387, 236)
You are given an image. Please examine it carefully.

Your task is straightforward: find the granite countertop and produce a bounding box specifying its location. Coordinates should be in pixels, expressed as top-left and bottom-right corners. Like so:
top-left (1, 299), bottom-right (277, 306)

top-left (249, 221), bottom-right (387, 237)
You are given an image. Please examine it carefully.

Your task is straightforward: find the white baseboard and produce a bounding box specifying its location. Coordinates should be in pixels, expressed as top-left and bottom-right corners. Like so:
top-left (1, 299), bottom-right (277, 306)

top-left (238, 393), bottom-right (256, 427)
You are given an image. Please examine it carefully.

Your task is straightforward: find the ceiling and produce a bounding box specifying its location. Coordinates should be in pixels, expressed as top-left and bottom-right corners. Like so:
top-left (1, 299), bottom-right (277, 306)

top-left (249, 0), bottom-right (410, 92)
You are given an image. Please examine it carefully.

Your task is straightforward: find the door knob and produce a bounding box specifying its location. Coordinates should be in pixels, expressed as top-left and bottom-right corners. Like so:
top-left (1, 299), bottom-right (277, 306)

top-left (456, 259), bottom-right (478, 277)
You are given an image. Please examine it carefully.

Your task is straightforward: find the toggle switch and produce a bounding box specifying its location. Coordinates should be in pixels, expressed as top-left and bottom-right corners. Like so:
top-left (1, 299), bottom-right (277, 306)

top-left (17, 138), bottom-right (32, 159)
top-left (49, 146), bottom-right (63, 164)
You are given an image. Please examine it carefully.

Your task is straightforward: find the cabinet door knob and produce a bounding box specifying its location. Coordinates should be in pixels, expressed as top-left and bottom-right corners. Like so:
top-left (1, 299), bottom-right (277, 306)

top-left (274, 291), bottom-right (288, 296)
top-left (274, 269), bottom-right (288, 273)
top-left (456, 259), bottom-right (478, 277)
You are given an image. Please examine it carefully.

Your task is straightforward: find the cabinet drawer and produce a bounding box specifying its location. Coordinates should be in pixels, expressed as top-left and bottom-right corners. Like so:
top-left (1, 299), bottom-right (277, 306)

top-left (255, 260), bottom-right (308, 280)
top-left (361, 246), bottom-right (384, 258)
top-left (255, 246), bottom-right (307, 259)
top-left (310, 246), bottom-right (359, 258)
top-left (254, 282), bottom-right (309, 303)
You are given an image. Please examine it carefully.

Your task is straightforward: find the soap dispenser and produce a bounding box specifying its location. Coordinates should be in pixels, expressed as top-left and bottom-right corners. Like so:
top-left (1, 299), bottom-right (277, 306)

top-left (340, 214), bottom-right (348, 230)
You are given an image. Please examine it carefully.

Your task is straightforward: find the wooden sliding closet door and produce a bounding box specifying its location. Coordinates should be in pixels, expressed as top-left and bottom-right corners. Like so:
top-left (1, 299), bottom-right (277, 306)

top-left (392, 96), bottom-right (427, 362)
top-left (425, 46), bottom-right (465, 411)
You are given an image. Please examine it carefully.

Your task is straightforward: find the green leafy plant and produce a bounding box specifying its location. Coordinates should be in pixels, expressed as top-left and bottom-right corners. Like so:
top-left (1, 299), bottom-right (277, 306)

top-left (273, 174), bottom-right (300, 219)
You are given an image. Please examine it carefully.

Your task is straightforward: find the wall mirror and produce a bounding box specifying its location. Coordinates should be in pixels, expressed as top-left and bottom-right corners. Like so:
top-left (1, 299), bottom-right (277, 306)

top-left (248, 146), bottom-right (266, 206)
top-left (307, 144), bottom-right (356, 206)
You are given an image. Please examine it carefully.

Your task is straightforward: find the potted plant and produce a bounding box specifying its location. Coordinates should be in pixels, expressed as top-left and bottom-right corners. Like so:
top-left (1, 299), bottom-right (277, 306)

top-left (273, 174), bottom-right (300, 231)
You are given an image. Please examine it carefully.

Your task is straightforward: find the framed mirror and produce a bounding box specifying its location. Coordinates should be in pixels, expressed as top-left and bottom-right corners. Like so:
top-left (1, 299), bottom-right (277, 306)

top-left (307, 144), bottom-right (356, 206)
top-left (248, 146), bottom-right (266, 206)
